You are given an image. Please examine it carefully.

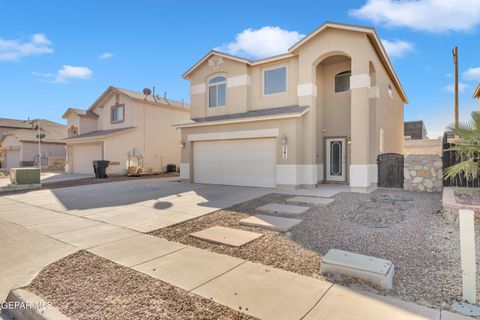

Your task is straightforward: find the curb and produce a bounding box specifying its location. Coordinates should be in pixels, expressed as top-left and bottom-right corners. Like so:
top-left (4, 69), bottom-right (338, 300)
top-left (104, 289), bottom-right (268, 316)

top-left (1, 289), bottom-right (69, 320)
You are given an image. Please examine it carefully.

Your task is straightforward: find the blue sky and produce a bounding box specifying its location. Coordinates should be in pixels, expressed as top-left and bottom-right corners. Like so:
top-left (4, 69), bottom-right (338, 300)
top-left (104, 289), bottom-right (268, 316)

top-left (1, 0), bottom-right (480, 138)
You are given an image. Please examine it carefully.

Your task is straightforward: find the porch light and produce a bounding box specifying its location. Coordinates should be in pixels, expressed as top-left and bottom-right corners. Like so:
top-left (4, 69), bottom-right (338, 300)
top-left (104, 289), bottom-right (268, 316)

top-left (347, 137), bottom-right (352, 145)
top-left (281, 135), bottom-right (288, 145)
top-left (180, 141), bottom-right (186, 148)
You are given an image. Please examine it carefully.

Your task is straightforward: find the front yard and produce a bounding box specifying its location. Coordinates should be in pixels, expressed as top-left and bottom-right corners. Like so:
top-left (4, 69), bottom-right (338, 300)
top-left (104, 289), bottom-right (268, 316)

top-left (17, 187), bottom-right (480, 318)
top-left (151, 189), bottom-right (479, 311)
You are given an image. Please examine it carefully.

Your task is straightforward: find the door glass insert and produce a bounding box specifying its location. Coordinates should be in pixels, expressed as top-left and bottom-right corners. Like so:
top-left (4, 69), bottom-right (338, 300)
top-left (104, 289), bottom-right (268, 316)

top-left (330, 141), bottom-right (342, 176)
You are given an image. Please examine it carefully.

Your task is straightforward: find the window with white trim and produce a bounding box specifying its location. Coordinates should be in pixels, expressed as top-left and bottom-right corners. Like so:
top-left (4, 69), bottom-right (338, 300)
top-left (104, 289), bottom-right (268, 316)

top-left (111, 104), bottom-right (124, 122)
top-left (208, 76), bottom-right (226, 108)
top-left (264, 66), bottom-right (286, 95)
top-left (335, 70), bottom-right (351, 93)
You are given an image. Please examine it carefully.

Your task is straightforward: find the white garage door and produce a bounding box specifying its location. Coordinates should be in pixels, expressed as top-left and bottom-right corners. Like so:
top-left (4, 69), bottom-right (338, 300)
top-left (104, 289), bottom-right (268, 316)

top-left (5, 150), bottom-right (20, 169)
top-left (72, 144), bottom-right (103, 174)
top-left (193, 138), bottom-right (276, 188)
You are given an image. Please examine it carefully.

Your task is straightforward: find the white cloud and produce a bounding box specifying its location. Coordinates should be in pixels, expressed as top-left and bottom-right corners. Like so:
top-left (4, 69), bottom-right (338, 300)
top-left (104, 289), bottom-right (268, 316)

top-left (215, 26), bottom-right (304, 59)
top-left (99, 52), bottom-right (114, 59)
top-left (463, 67), bottom-right (480, 81)
top-left (350, 0), bottom-right (480, 32)
top-left (54, 66), bottom-right (93, 83)
top-left (444, 82), bottom-right (468, 93)
top-left (31, 71), bottom-right (53, 78)
top-left (0, 33), bottom-right (53, 61)
top-left (381, 39), bottom-right (414, 58)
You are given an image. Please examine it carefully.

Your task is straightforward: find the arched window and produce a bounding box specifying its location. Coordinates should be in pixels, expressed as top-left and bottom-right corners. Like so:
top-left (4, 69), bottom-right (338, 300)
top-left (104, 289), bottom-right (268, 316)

top-left (208, 76), bottom-right (226, 108)
top-left (335, 70), bottom-right (351, 93)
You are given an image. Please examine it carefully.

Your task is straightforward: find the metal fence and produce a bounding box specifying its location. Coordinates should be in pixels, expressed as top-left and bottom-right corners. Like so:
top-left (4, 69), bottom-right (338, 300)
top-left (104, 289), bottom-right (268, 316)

top-left (442, 132), bottom-right (480, 188)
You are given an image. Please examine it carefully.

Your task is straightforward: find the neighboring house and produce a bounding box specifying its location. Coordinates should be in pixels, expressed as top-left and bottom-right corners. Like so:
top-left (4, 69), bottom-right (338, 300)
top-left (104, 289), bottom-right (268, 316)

top-left (474, 83), bottom-right (480, 111)
top-left (176, 22), bottom-right (408, 191)
top-left (0, 120), bottom-right (67, 169)
top-left (62, 86), bottom-right (190, 175)
top-left (404, 121), bottom-right (427, 140)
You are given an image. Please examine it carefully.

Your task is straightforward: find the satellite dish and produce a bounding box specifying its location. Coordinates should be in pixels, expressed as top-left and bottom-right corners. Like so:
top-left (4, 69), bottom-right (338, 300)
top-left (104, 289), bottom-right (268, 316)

top-left (36, 133), bottom-right (46, 139)
top-left (143, 88), bottom-right (152, 95)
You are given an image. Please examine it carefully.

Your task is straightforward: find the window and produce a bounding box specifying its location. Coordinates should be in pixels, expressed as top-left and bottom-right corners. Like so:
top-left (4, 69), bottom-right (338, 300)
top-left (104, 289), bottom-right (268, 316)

top-left (208, 76), bottom-right (226, 108)
top-left (111, 104), bottom-right (124, 122)
top-left (335, 70), bottom-right (351, 93)
top-left (264, 66), bottom-right (286, 95)
top-left (388, 84), bottom-right (393, 98)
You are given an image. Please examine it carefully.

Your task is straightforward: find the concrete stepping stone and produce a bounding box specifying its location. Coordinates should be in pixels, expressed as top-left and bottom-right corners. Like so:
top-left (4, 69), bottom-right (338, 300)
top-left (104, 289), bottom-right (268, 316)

top-left (192, 261), bottom-right (332, 320)
top-left (287, 196), bottom-right (335, 206)
top-left (240, 214), bottom-right (303, 232)
top-left (320, 249), bottom-right (395, 290)
top-left (256, 203), bottom-right (309, 215)
top-left (190, 226), bottom-right (263, 247)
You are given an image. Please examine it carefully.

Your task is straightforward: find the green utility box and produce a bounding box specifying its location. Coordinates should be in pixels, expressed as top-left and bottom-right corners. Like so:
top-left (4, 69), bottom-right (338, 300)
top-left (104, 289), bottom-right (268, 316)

top-left (10, 167), bottom-right (41, 185)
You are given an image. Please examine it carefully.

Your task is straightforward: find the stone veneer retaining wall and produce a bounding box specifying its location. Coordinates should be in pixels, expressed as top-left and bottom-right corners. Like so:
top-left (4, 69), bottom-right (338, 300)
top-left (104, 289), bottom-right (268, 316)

top-left (404, 155), bottom-right (443, 192)
top-left (404, 139), bottom-right (442, 156)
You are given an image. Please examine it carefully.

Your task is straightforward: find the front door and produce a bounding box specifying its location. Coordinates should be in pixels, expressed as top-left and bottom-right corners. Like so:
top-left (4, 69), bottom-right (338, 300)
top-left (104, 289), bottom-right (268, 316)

top-left (326, 138), bottom-right (346, 182)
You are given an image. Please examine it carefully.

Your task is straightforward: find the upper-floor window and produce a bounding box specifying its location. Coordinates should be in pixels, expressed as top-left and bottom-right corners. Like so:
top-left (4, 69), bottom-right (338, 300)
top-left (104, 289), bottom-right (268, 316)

top-left (388, 84), bottom-right (393, 98)
top-left (111, 104), bottom-right (125, 123)
top-left (208, 76), bottom-right (226, 108)
top-left (264, 66), bottom-right (286, 95)
top-left (335, 70), bottom-right (351, 93)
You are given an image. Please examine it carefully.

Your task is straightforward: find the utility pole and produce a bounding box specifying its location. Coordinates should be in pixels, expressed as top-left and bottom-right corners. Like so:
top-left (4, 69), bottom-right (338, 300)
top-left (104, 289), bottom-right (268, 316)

top-left (37, 120), bottom-right (41, 169)
top-left (453, 46), bottom-right (459, 128)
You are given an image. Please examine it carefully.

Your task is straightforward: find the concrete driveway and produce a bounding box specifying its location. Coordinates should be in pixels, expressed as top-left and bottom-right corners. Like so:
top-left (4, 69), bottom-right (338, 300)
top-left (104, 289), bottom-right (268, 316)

top-left (0, 178), bottom-right (277, 302)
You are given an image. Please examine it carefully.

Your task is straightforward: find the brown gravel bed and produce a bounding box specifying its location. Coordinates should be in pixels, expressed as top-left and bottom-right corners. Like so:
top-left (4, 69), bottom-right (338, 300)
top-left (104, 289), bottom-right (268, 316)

top-left (27, 251), bottom-right (255, 320)
top-left (151, 193), bottom-right (322, 277)
top-left (151, 189), bottom-right (480, 311)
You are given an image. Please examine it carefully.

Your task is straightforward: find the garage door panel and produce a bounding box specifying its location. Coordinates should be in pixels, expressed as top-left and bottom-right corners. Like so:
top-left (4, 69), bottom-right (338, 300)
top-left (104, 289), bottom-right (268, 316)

top-left (193, 139), bottom-right (276, 188)
top-left (5, 150), bottom-right (20, 169)
top-left (72, 144), bottom-right (103, 174)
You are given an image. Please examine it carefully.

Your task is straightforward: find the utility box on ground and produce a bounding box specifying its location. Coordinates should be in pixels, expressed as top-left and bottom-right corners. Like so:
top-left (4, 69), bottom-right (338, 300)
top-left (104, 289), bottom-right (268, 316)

top-left (10, 167), bottom-right (41, 185)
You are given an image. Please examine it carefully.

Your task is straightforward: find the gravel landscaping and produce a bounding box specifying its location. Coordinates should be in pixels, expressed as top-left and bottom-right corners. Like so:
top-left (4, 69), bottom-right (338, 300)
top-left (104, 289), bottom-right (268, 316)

top-left (151, 189), bottom-right (480, 311)
top-left (27, 251), bottom-right (255, 320)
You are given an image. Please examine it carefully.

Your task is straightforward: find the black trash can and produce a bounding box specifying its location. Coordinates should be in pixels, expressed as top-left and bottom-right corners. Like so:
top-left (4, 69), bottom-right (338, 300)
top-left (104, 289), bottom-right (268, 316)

top-left (166, 164), bottom-right (176, 173)
top-left (92, 160), bottom-right (110, 179)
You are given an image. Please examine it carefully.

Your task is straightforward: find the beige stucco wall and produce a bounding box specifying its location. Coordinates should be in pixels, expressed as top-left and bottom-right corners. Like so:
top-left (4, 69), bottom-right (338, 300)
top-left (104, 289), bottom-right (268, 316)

top-left (22, 142), bottom-right (65, 162)
top-left (180, 117), bottom-right (302, 179)
top-left (183, 27), bottom-right (405, 187)
top-left (67, 93), bottom-right (189, 175)
top-left (249, 57), bottom-right (299, 110)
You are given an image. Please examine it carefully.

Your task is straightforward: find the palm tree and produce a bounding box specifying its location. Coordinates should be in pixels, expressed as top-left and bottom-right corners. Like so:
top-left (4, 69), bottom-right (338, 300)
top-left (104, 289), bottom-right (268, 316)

top-left (444, 111), bottom-right (480, 182)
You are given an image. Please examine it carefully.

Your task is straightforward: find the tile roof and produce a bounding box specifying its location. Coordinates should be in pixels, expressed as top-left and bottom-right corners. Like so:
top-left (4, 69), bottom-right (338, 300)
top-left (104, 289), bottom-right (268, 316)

top-left (190, 105), bottom-right (309, 123)
top-left (67, 108), bottom-right (99, 118)
top-left (114, 87), bottom-right (189, 109)
top-left (3, 122), bottom-right (67, 144)
top-left (65, 127), bottom-right (135, 140)
top-left (0, 118), bottom-right (34, 129)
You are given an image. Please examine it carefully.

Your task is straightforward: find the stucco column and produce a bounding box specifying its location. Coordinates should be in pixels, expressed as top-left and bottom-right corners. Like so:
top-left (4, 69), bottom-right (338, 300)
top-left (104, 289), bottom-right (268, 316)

top-left (298, 86), bottom-right (318, 188)
top-left (350, 61), bottom-right (374, 191)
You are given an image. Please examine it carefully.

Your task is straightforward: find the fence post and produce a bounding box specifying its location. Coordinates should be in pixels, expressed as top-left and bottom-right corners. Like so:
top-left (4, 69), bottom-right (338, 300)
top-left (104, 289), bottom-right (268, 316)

top-left (459, 209), bottom-right (477, 304)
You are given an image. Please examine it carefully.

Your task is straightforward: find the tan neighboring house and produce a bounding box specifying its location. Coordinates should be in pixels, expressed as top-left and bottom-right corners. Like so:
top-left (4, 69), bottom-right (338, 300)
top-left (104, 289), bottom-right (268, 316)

top-left (62, 86), bottom-right (190, 175)
top-left (176, 22), bottom-right (408, 191)
top-left (474, 83), bottom-right (480, 110)
top-left (0, 119), bottom-right (66, 169)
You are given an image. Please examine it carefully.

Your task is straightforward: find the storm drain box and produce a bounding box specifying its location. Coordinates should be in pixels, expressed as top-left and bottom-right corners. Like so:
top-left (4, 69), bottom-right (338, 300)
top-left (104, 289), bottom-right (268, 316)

top-left (10, 167), bottom-right (41, 185)
top-left (321, 249), bottom-right (395, 290)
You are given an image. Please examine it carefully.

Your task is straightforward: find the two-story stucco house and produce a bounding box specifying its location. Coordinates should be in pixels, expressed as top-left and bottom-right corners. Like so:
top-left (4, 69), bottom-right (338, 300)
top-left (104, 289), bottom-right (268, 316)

top-left (176, 22), bottom-right (408, 192)
top-left (62, 86), bottom-right (189, 175)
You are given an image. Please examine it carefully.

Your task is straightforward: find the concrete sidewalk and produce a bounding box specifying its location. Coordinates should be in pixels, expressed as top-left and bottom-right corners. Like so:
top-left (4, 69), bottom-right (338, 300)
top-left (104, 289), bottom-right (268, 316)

top-left (87, 234), bottom-right (470, 320)
top-left (0, 180), bottom-right (472, 319)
